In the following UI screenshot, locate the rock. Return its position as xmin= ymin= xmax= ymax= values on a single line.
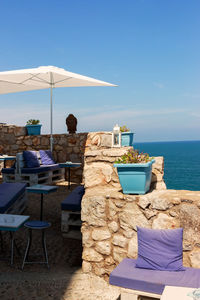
xmin=23 ymin=138 xmax=32 ymax=146
xmin=138 ymin=196 xmax=151 ymax=209
xmin=92 ymin=228 xmax=111 ymax=241
xmin=144 ymin=209 xmax=157 ymax=220
xmin=108 ymin=221 xmax=118 ymax=233
xmin=105 ymin=257 xmax=115 ymax=266
xmin=127 ymin=234 xmax=138 ymax=258
xmin=151 ymin=197 xmax=170 ymax=210
xmin=126 ymin=195 xmax=138 ymax=202
xmin=82 ymin=229 xmax=94 ymax=247
xmin=153 ymin=181 xmax=167 ymax=190
xmin=84 ymin=163 xmax=114 ymax=188
xmin=152 ymin=213 xmax=180 ymax=229
xmin=95 ymin=241 xmax=111 ymax=255
xmin=122 ymin=229 xmax=135 ymax=239
xmin=81 ymin=195 xmax=106 ymax=226
xmin=113 ymin=247 xmax=127 ymax=263
xmin=108 ymin=200 xmax=118 ymax=218
xmin=82 ymin=248 xmax=103 ymax=262
xmin=41 ymin=137 xmax=49 ymax=146
xmin=180 ymin=204 xmax=200 ymax=243
xmin=169 ymin=209 xmax=178 ymax=217
xmin=112 ymin=234 xmax=127 ymax=248
xmin=171 ymin=197 xmax=181 ymax=205
xmin=189 ymin=251 xmax=200 ymax=268
xmin=82 ymin=261 xmax=92 ymax=273
xmin=183 ymin=242 xmax=193 ymax=251
xmin=14 ymin=126 xmax=26 ymax=136
xmin=181 ymin=199 xmax=194 ymax=204
xmin=100 ymin=133 xmax=112 ymax=147
xmin=119 ymin=202 xmax=150 ymax=231
xmin=93 ymin=263 xmax=107 ymax=276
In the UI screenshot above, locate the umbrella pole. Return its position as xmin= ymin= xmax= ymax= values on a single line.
xmin=50 ymin=84 xmax=53 ymax=152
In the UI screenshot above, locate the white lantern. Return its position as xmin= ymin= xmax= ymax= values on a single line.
xmin=112 ymin=124 xmax=121 ymax=147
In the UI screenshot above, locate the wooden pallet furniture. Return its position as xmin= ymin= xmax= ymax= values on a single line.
xmin=61 ymin=185 xmax=84 ymax=240
xmin=109 ymin=258 xmax=200 ymax=300
xmin=2 ymin=152 xmax=65 ymax=186
xmin=0 ymin=182 xmax=28 ymax=214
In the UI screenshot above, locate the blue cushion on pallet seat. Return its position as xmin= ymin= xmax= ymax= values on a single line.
xmin=23 ymin=151 xmax=40 ymax=168
xmin=21 ymin=164 xmax=60 ymax=174
xmin=1 ymin=168 xmax=15 ymax=174
xmin=0 ymin=183 xmax=27 ymax=213
xmin=61 ymin=185 xmax=85 ymax=211
xmin=39 ymin=150 xmax=55 ymax=165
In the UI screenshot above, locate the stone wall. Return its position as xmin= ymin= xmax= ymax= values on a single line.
xmin=0 ymin=124 xmax=113 ymax=183
xmin=81 ymin=148 xmax=200 ymax=280
xmin=2 ymin=124 xmax=200 ymax=280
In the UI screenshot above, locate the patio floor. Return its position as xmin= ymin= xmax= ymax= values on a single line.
xmin=0 ymin=179 xmax=121 ymax=300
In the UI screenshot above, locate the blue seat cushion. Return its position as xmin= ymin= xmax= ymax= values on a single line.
xmin=25 ymin=220 xmax=51 ymax=229
xmin=61 ymin=185 xmax=85 ymax=211
xmin=1 ymin=168 xmax=15 ymax=174
xmin=110 ymin=258 xmax=200 ymax=295
xmin=39 ymin=150 xmax=55 ymax=165
xmin=23 ymin=151 xmax=40 ymax=168
xmin=0 ymin=183 xmax=27 ymax=213
xmin=21 ymin=164 xmax=60 ymax=174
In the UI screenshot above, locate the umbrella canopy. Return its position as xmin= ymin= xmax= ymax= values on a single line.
xmin=0 ymin=65 xmax=116 ymax=150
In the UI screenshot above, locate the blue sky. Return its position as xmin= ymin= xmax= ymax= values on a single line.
xmin=0 ymin=0 xmax=200 ymax=142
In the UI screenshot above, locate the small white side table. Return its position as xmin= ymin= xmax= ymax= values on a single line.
xmin=0 ymin=214 xmax=30 ymax=265
xmin=161 ymin=286 xmax=198 ymax=300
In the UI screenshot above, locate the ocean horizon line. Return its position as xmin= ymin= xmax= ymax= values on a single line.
xmin=134 ymin=139 xmax=200 ymax=144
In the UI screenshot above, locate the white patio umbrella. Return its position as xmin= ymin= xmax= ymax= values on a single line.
xmin=0 ymin=65 xmax=116 ymax=150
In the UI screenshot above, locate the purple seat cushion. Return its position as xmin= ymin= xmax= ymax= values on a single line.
xmin=23 ymin=151 xmax=40 ymax=168
xmin=110 ymin=258 xmax=200 ymax=295
xmin=39 ymin=150 xmax=55 ymax=165
xmin=136 ymin=227 xmax=185 ymax=271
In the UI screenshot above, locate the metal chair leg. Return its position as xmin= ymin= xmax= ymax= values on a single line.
xmin=22 ymin=229 xmax=32 ymax=270
xmin=0 ymin=231 xmax=4 ymax=252
xmin=42 ymin=229 xmax=49 ymax=268
xmin=10 ymin=232 xmax=14 ymax=265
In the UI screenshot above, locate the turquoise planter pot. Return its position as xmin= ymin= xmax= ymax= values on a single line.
xmin=114 ymin=160 xmax=155 ymax=195
xmin=121 ymin=132 xmax=134 ymax=146
xmin=26 ymin=124 xmax=42 ymax=136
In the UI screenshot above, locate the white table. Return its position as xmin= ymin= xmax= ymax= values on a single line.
xmin=0 ymin=214 xmax=29 ymax=265
xmin=161 ymin=286 xmax=199 ymax=300
xmin=26 ymin=185 xmax=57 ymax=220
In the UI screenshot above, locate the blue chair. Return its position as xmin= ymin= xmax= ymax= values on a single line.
xmin=22 ymin=220 xmax=51 ymax=269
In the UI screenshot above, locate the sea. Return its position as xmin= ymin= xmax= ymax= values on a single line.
xmin=133 ymin=140 xmax=200 ymax=191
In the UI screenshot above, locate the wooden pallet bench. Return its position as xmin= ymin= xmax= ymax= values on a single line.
xmin=2 ymin=152 xmax=65 ymax=186
xmin=109 ymin=258 xmax=200 ymax=300
xmin=0 ymin=182 xmax=27 ymax=214
xmin=61 ymin=185 xmax=85 ymax=240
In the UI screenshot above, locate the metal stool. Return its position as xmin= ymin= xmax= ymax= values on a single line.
xmin=22 ymin=220 xmax=51 ymax=270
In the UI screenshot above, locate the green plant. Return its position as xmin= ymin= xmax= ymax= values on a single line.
xmin=120 ymin=125 xmax=130 ymax=132
xmin=26 ymin=119 xmax=40 ymax=125
xmin=115 ymin=148 xmax=153 ymax=164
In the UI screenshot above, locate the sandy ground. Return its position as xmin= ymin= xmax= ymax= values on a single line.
xmin=0 ymin=180 xmax=99 ymax=300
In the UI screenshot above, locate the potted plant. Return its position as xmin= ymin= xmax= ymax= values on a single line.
xmin=120 ymin=125 xmax=134 ymax=146
xmin=26 ymin=119 xmax=42 ymax=136
xmin=114 ymin=148 xmax=155 ymax=194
